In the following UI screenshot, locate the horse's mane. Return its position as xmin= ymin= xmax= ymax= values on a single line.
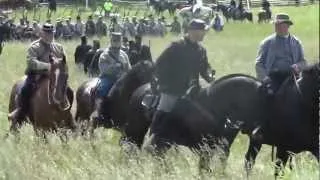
xmin=108 ymin=61 xmax=154 ymax=98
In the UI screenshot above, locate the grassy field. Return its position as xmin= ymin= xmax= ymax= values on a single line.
xmin=0 ymin=4 xmax=319 ymax=180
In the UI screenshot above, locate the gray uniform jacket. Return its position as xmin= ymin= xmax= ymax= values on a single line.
xmin=255 ymin=33 xmax=306 ymax=80
xmin=98 ymin=47 xmax=131 ymax=78
xmin=26 ymin=39 xmax=65 ymax=74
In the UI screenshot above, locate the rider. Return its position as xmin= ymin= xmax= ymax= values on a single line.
xmin=230 ymin=0 xmax=236 ymax=9
xmin=262 ymin=0 xmax=271 ymax=19
xmin=254 ymin=13 xmax=307 ymax=142
xmin=255 ymin=13 xmax=306 ymax=93
xmin=93 ymin=32 xmax=131 ymax=125
xmin=8 ymin=23 xmax=71 ymax=123
xmin=149 ymin=19 xmax=215 ymax=149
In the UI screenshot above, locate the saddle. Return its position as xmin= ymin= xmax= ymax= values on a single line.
xmin=141 ymin=92 xmax=160 ymax=111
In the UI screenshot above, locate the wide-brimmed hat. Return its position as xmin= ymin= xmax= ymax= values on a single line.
xmin=274 ymin=13 xmax=293 ymax=25
xmin=188 ymin=18 xmax=209 ymax=31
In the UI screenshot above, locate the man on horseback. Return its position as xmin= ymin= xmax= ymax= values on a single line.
xmin=254 ymin=13 xmax=307 ymax=143
xmin=149 ymin=19 xmax=215 ymax=150
xmin=262 ymin=0 xmax=271 ymax=20
xmin=8 ymin=23 xmax=69 ymax=123
xmin=93 ymin=32 xmax=131 ymax=125
xmin=255 ymin=13 xmax=306 ymax=93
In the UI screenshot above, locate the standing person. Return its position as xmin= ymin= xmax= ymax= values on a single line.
xmin=85 ymin=15 xmax=96 ymax=37
xmin=92 ymin=32 xmax=131 ymax=125
xmin=170 ymin=16 xmax=181 ymax=34
xmin=96 ymin=16 xmax=107 ymax=37
xmin=74 ymin=15 xmax=85 ymax=37
xmin=84 ymin=40 xmax=100 ymax=74
xmin=145 ymin=19 xmax=215 ymax=150
xmin=104 ymin=0 xmax=113 ymax=17
xmin=129 ymin=35 xmax=152 ymax=65
xmin=74 ymin=35 xmax=92 ymax=65
xmin=255 ymin=13 xmax=306 ymax=92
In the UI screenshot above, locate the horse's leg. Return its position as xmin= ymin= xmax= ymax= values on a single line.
xmin=274 ymin=148 xmax=290 ymax=178
xmin=220 ymin=127 xmax=239 ymax=172
xmin=198 ymin=147 xmax=213 ymax=176
xmin=245 ymin=138 xmax=262 ymax=177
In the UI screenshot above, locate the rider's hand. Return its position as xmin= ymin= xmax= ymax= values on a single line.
xmin=291 ymin=64 xmax=300 ymax=74
xmin=263 ymin=76 xmax=271 ymax=83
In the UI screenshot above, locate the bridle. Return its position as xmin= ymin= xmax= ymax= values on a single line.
xmin=48 ymin=63 xmax=71 ymax=111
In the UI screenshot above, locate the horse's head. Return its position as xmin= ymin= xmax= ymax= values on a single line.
xmin=108 ymin=60 xmax=154 ymax=109
xmin=49 ymin=55 xmax=70 ymax=110
xmin=300 ymin=63 xmax=320 ymax=84
xmin=133 ymin=60 xmax=155 ymax=83
xmin=298 ymin=63 xmax=320 ymax=104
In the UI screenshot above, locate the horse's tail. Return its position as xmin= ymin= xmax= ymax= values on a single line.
xmin=8 ymin=79 xmax=23 ymax=115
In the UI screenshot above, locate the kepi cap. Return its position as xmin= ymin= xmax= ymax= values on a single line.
xmin=188 ymin=18 xmax=209 ymax=31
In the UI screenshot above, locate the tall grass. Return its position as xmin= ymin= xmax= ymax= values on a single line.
xmin=0 ymin=5 xmax=319 ymax=180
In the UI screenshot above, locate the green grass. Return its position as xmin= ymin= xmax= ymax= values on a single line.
xmin=0 ymin=4 xmax=319 ymax=180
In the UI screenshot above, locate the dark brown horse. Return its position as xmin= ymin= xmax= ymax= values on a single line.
xmin=8 ymin=56 xmax=75 ymax=135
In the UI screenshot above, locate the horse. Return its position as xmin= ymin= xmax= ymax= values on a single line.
xmin=75 ymin=60 xmax=154 ymax=133
xmin=8 ymin=56 xmax=75 ymax=137
xmin=170 ymin=65 xmax=319 ymax=177
xmin=149 ymin=0 xmax=177 ymax=16
xmin=216 ymin=4 xmax=252 ymax=23
xmin=244 ymin=64 xmax=320 ymax=177
xmin=139 ymin=76 xmax=251 ymax=173
xmin=257 ymin=9 xmax=272 ymax=23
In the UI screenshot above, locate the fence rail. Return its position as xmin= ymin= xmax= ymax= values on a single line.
xmin=215 ymin=0 xmax=318 ymax=7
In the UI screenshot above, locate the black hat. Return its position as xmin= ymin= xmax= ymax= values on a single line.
xmin=188 ymin=19 xmax=209 ymax=31
xmin=274 ymin=13 xmax=293 ymax=26
xmin=81 ymin=35 xmax=87 ymax=42
xmin=42 ymin=23 xmax=54 ymax=32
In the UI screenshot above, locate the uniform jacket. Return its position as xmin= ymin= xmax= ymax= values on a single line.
xmin=98 ymin=47 xmax=131 ymax=78
xmin=26 ymin=39 xmax=65 ymax=74
xmin=255 ymin=33 xmax=306 ymax=80
xmin=155 ymin=37 xmax=213 ymax=96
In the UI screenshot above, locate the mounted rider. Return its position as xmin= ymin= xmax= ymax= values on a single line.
xmin=254 ymin=13 xmax=307 ymax=142
xmin=8 ymin=23 xmax=72 ymax=123
xmin=262 ymin=0 xmax=271 ymax=19
xmin=148 ymin=19 xmax=215 ymax=149
xmin=93 ymin=32 xmax=131 ymax=125
xmin=255 ymin=13 xmax=306 ymax=94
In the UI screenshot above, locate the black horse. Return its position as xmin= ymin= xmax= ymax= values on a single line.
xmin=216 ymin=4 xmax=253 ymax=23
xmin=257 ymin=10 xmax=272 ymax=23
xmin=105 ymin=61 xmax=155 ymax=131
xmin=139 ymin=75 xmax=262 ymax=172
xmin=244 ymin=64 xmax=320 ymax=177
